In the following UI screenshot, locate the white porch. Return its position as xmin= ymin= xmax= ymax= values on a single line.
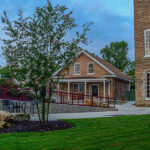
xmin=57 ymin=78 xmax=111 ymax=101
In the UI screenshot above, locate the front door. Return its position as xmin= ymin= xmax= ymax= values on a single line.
xmin=91 ymin=85 xmax=99 ymax=97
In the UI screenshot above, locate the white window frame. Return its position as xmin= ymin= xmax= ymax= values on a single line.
xmin=73 ymin=83 xmax=84 ymax=93
xmin=87 ymin=62 xmax=94 ymax=74
xmin=145 ymin=72 xmax=150 ymax=100
xmin=144 ymin=29 xmax=150 ymax=57
xmin=74 ymin=63 xmax=80 ymax=75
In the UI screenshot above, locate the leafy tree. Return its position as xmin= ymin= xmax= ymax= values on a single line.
xmin=1 ymin=0 xmax=92 ymax=125
xmin=126 ymin=61 xmax=135 ymax=89
xmin=100 ymin=41 xmax=130 ymax=72
xmin=0 ymin=66 xmax=11 ymax=78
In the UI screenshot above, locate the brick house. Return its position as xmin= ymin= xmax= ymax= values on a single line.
xmin=134 ymin=0 xmax=150 ymax=106
xmin=53 ymin=50 xmax=131 ymax=100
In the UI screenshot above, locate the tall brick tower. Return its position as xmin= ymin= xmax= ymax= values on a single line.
xmin=134 ymin=0 xmax=150 ymax=106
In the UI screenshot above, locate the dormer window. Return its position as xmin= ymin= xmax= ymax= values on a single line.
xmin=74 ymin=63 xmax=80 ymax=75
xmin=88 ymin=63 xmax=94 ymax=74
xmin=144 ymin=29 xmax=150 ymax=56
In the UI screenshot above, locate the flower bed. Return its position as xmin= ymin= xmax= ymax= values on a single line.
xmin=0 ymin=120 xmax=73 ymax=133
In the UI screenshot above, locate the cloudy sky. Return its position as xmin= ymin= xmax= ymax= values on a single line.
xmin=0 ymin=0 xmax=134 ymax=66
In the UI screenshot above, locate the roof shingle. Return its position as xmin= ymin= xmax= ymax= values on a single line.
xmin=85 ymin=50 xmax=131 ymax=80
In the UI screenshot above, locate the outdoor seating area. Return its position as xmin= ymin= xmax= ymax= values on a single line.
xmin=0 ymin=99 xmax=36 ymax=114
xmin=0 ymin=87 xmax=115 ymax=115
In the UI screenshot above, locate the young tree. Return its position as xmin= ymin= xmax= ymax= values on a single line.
xmin=0 ymin=66 xmax=11 ymax=78
xmin=1 ymin=0 xmax=92 ymax=125
xmin=100 ymin=41 xmax=130 ymax=72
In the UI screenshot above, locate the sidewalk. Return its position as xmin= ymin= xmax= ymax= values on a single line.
xmin=30 ymin=102 xmax=150 ymax=121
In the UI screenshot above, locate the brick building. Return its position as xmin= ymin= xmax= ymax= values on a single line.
xmin=134 ymin=0 xmax=150 ymax=106
xmin=53 ymin=50 xmax=131 ymax=100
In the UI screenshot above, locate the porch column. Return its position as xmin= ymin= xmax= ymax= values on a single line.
xmin=58 ymin=83 xmax=60 ymax=92
xmin=68 ymin=82 xmax=70 ymax=100
xmin=128 ymin=83 xmax=131 ymax=91
xmin=103 ymin=81 xmax=106 ymax=101
xmin=84 ymin=82 xmax=87 ymax=99
xmin=108 ymin=81 xmax=110 ymax=97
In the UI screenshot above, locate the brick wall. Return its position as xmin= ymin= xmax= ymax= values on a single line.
xmin=60 ymin=53 xmax=109 ymax=78
xmin=134 ymin=0 xmax=150 ymax=106
xmin=57 ymin=53 xmax=129 ymax=99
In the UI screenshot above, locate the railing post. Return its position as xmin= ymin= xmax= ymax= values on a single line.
xmin=99 ymin=96 xmax=101 ymax=107
xmin=114 ymin=98 xmax=116 ymax=108
xmin=91 ymin=95 xmax=93 ymax=106
xmin=25 ymin=91 xmax=27 ymax=101
xmin=60 ymin=92 xmax=62 ymax=104
xmin=108 ymin=96 xmax=110 ymax=108
xmin=3 ymin=88 xmax=6 ymax=99
xmin=5 ymin=88 xmax=7 ymax=99
xmin=72 ymin=92 xmax=73 ymax=105
xmin=21 ymin=90 xmax=23 ymax=101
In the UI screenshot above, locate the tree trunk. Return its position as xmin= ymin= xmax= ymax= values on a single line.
xmin=46 ymin=87 xmax=52 ymax=124
xmin=34 ymin=86 xmax=42 ymax=125
xmin=41 ymin=86 xmax=46 ymax=125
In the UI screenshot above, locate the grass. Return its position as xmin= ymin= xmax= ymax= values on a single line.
xmin=0 ymin=115 xmax=150 ymax=150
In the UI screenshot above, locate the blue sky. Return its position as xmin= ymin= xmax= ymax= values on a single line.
xmin=0 ymin=0 xmax=134 ymax=66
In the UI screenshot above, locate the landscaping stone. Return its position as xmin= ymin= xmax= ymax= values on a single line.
xmin=12 ymin=113 xmax=30 ymax=122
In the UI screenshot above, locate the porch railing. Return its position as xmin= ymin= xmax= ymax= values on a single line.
xmin=0 ymin=87 xmax=32 ymax=101
xmin=0 ymin=87 xmax=116 ymax=108
xmin=50 ymin=91 xmax=115 ymax=108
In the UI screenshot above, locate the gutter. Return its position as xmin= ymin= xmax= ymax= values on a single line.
xmin=103 ymin=74 xmax=133 ymax=82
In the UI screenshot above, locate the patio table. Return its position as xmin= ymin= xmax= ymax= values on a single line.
xmin=9 ymin=100 xmax=31 ymax=113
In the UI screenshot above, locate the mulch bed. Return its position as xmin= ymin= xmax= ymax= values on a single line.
xmin=0 ymin=121 xmax=73 ymax=134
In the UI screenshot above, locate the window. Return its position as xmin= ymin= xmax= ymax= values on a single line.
xmin=74 ymin=63 xmax=80 ymax=75
xmin=79 ymin=84 xmax=84 ymax=93
xmin=88 ymin=63 xmax=94 ymax=74
xmin=146 ymin=73 xmax=150 ymax=99
xmin=73 ymin=84 xmax=84 ymax=93
xmin=144 ymin=29 xmax=150 ymax=56
xmin=73 ymin=84 xmax=78 ymax=92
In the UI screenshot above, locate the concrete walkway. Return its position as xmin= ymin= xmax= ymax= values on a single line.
xmin=30 ymin=102 xmax=150 ymax=121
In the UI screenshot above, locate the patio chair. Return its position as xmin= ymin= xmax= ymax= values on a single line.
xmin=2 ymin=99 xmax=14 ymax=112
xmin=30 ymin=100 xmax=37 ymax=114
xmin=13 ymin=102 xmax=27 ymax=113
xmin=25 ymin=100 xmax=38 ymax=115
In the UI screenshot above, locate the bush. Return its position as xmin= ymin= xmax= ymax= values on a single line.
xmin=0 ymin=111 xmax=13 ymax=122
xmin=0 ymin=79 xmax=7 ymax=87
xmin=0 ymin=79 xmax=15 ymax=87
xmin=7 ymin=89 xmax=35 ymax=100
xmin=0 ymin=111 xmax=14 ymax=129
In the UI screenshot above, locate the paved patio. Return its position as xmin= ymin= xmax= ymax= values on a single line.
xmin=30 ymin=101 xmax=150 ymax=121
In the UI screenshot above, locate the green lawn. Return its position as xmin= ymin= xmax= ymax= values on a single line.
xmin=1 ymin=115 xmax=150 ymax=150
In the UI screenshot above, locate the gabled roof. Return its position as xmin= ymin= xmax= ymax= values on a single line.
xmin=53 ymin=50 xmax=132 ymax=82
xmin=84 ymin=51 xmax=131 ymax=81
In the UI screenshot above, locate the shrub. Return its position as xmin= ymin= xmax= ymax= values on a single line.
xmin=0 ymin=111 xmax=14 ymax=123
xmin=0 ymin=111 xmax=14 ymax=129
xmin=7 ymin=89 xmax=35 ymax=100
xmin=0 ymin=79 xmax=7 ymax=87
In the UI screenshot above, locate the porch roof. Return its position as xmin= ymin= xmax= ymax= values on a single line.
xmin=58 ymin=78 xmax=110 ymax=83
